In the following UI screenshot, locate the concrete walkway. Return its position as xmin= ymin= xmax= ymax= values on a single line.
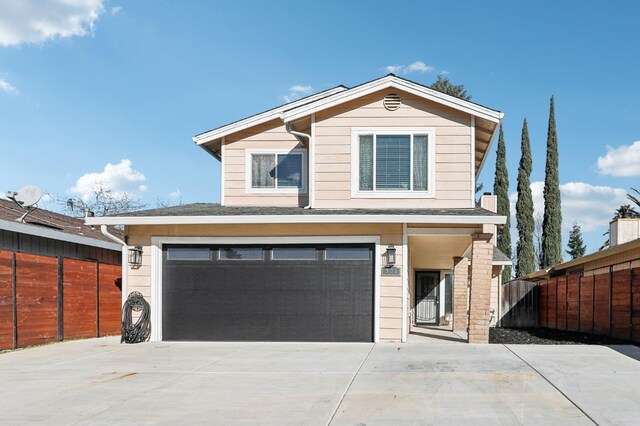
xmin=1 ymin=337 xmax=639 ymax=425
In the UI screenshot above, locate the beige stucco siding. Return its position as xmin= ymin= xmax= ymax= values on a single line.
xmin=125 ymin=223 xmax=404 ymax=341
xmin=314 ymin=89 xmax=473 ymax=209
xmin=223 ymin=119 xmax=308 ymax=207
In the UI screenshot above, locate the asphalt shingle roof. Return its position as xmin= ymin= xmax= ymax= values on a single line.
xmin=0 ymin=198 xmax=123 ymax=244
xmin=113 ymin=203 xmax=501 ymax=218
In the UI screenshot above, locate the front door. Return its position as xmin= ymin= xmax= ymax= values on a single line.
xmin=415 ymin=271 xmax=440 ymax=324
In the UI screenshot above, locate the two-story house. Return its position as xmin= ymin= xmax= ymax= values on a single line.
xmin=88 ymin=75 xmax=509 ymax=344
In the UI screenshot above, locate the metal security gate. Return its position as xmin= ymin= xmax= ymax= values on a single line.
xmin=161 ymin=244 xmax=374 ymax=342
xmin=415 ymin=271 xmax=439 ymax=324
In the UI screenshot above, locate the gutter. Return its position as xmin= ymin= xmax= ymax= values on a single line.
xmin=285 ymin=123 xmax=313 ymax=209
xmin=86 ymin=213 xmax=508 ymax=226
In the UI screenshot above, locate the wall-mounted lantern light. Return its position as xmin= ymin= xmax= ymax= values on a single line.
xmin=128 ymin=246 xmax=143 ymax=266
xmin=385 ymin=244 xmax=396 ymax=267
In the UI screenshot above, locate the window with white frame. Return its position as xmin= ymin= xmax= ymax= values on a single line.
xmin=353 ymin=129 xmax=435 ymax=196
xmin=247 ymin=149 xmax=307 ymax=191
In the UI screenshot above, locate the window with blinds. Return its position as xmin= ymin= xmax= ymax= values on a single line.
xmin=358 ymin=133 xmax=430 ymax=192
xmin=250 ymin=151 xmax=305 ymax=190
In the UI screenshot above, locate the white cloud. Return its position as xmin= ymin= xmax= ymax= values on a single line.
xmin=169 ymin=188 xmax=181 ymax=200
xmin=0 ymin=0 xmax=105 ymax=47
xmin=283 ymin=84 xmax=314 ymax=103
xmin=0 ymin=191 xmax=6 ymax=200
xmin=509 ymin=181 xmax=628 ymax=234
xmin=69 ymin=159 xmax=146 ymax=201
xmin=0 ymin=78 xmax=18 ymax=94
xmin=383 ymin=61 xmax=436 ymax=75
xmin=111 ymin=6 xmax=122 ymax=15
xmin=597 ymin=141 xmax=640 ymax=177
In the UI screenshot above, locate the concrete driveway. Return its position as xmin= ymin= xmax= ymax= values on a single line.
xmin=1 ymin=337 xmax=639 ymax=425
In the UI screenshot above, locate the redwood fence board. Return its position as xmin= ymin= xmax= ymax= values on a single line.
xmin=557 ymin=277 xmax=567 ymax=330
xmin=580 ymin=275 xmax=594 ymax=333
xmin=503 ymin=260 xmax=640 ymax=343
xmin=0 ymin=251 xmax=13 ymax=350
xmin=0 ymin=249 xmax=121 ymax=350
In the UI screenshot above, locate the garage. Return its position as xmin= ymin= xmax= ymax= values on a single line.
xmin=161 ymin=244 xmax=374 ymax=342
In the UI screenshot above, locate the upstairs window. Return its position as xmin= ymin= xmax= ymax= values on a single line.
xmin=353 ymin=129 xmax=435 ymax=198
xmin=247 ymin=149 xmax=307 ymax=192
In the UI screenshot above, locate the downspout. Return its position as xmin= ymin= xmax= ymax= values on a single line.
xmin=285 ymin=123 xmax=313 ymax=209
xmin=100 ymin=224 xmax=126 ymax=246
xmin=100 ymin=224 xmax=128 ymax=307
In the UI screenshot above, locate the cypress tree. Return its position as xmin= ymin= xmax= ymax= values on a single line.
xmin=566 ymin=223 xmax=586 ymax=259
xmin=541 ymin=96 xmax=563 ymax=267
xmin=493 ymin=125 xmax=512 ymax=282
xmin=515 ymin=118 xmax=536 ymax=276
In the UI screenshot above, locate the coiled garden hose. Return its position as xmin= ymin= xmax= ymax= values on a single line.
xmin=121 ymin=291 xmax=151 ymax=344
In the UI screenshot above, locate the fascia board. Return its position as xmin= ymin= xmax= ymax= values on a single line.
xmin=192 ymin=86 xmax=347 ymax=145
xmin=86 ymin=214 xmax=508 ymax=226
xmin=282 ymin=77 xmax=503 ymax=124
xmin=0 ymin=218 xmax=122 ymax=251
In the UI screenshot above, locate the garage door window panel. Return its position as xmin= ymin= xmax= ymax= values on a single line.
xmin=272 ymin=247 xmax=317 ymax=260
xmin=219 ymin=247 xmax=264 ymax=260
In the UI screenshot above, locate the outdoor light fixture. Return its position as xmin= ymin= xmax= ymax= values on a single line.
xmin=386 ymin=244 xmax=396 ymax=267
xmin=128 ymin=246 xmax=143 ymax=266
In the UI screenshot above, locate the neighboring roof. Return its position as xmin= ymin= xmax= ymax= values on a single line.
xmin=0 ymin=199 xmax=123 ymax=251
xmin=464 ymin=246 xmax=512 ymax=266
xmin=519 ymin=237 xmax=640 ymax=281
xmin=192 ymin=85 xmax=347 ymax=145
xmin=85 ymin=203 xmax=507 ymax=226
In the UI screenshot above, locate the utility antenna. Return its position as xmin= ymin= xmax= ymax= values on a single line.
xmin=6 ymin=185 xmax=43 ymax=223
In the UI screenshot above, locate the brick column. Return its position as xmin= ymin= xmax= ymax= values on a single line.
xmin=468 ymin=233 xmax=494 ymax=344
xmin=452 ymin=256 xmax=469 ymax=333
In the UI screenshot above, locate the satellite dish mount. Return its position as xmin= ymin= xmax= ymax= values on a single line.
xmin=6 ymin=185 xmax=43 ymax=223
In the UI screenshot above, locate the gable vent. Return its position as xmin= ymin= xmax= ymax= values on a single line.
xmin=383 ymin=93 xmax=401 ymax=111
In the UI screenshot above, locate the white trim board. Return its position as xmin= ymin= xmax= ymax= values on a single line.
xmin=0 ymin=218 xmax=122 ymax=251
xmin=87 ymin=214 xmax=507 ymax=226
xmin=149 ymin=235 xmax=382 ymax=343
xmin=192 ymin=86 xmax=347 ymax=145
xmin=282 ymin=76 xmax=504 ymax=124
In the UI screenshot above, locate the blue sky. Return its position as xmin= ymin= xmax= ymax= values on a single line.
xmin=0 ymin=0 xmax=639 ymax=257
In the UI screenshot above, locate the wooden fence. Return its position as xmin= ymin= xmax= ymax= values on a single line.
xmin=501 ymin=264 xmax=640 ymax=343
xmin=500 ymin=279 xmax=539 ymax=328
xmin=538 ymin=267 xmax=640 ymax=342
xmin=0 ymin=250 xmax=122 ymax=350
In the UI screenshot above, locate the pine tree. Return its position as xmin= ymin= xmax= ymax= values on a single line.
xmin=566 ymin=223 xmax=586 ymax=259
xmin=515 ymin=118 xmax=536 ymax=277
xmin=541 ymin=96 xmax=563 ymax=268
xmin=430 ymin=75 xmax=471 ymax=100
xmin=493 ymin=125 xmax=512 ymax=282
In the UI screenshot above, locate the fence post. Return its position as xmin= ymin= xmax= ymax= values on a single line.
xmin=609 ymin=266 xmax=613 ymax=337
xmin=631 ymin=267 xmax=634 ymax=341
xmin=57 ymin=257 xmax=63 ymax=342
xmin=578 ymin=273 xmax=582 ymax=332
xmin=592 ymin=274 xmax=595 ymax=334
xmin=11 ymin=252 xmax=17 ymax=350
xmin=96 ymin=262 xmax=100 ymax=338
xmin=565 ymin=277 xmax=569 ymax=330
xmin=555 ymin=278 xmax=559 ymax=330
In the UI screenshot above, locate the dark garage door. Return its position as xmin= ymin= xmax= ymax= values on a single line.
xmin=162 ymin=244 xmax=374 ymax=342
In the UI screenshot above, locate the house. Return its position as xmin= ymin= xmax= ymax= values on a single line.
xmin=86 ymin=74 xmax=509 ymax=344
xmin=0 ymin=198 xmax=123 ymax=350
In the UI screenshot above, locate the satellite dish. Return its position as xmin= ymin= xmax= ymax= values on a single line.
xmin=11 ymin=185 xmax=43 ymax=207
xmin=6 ymin=185 xmax=43 ymax=222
